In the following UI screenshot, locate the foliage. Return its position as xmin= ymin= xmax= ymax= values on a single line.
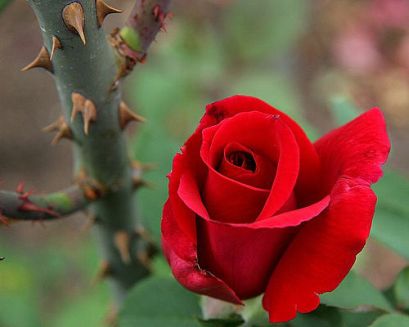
xmin=0 ymin=0 xmax=11 ymax=13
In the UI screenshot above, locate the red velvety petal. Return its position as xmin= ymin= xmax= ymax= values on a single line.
xmin=167 ymin=153 xmax=199 ymax=244
xmin=314 ymin=108 xmax=390 ymax=193
xmin=262 ymin=109 xmax=390 ymax=322
xmin=197 ymin=218 xmax=296 ymax=299
xmin=178 ymin=170 xmax=330 ymax=229
xmin=257 ymin=118 xmax=300 ymax=220
xmin=162 ymin=200 xmax=242 ymax=304
xmin=263 ymin=179 xmax=376 ymax=322
xmin=193 ymin=196 xmax=329 ymax=300
xmin=178 ymin=168 xmax=330 ymax=300
xmin=218 ymin=142 xmax=276 ymax=189
xmin=186 ymin=167 xmax=270 ymax=224
xmin=167 ymin=122 xmax=209 ymax=242
xmin=202 ymin=95 xmax=321 ymax=204
xmin=200 ymin=111 xmax=299 ymax=223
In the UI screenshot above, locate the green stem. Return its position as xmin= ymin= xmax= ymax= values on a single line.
xmin=0 ymin=185 xmax=88 ymax=221
xmin=26 ymin=0 xmax=150 ymax=306
xmin=113 ymin=0 xmax=171 ymax=76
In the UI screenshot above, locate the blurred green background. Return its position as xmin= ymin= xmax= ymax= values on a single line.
xmin=1 ymin=0 xmax=409 ymax=326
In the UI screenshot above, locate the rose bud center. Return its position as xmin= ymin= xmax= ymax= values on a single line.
xmin=227 ymin=151 xmax=256 ymax=172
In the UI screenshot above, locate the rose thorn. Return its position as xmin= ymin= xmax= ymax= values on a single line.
xmin=114 ymin=230 xmax=131 ymax=264
xmin=75 ymin=169 xmax=106 ymax=201
xmin=21 ymin=46 xmax=53 ymax=73
xmin=50 ymin=36 xmax=62 ymax=60
xmin=71 ymin=92 xmax=97 ymax=135
xmin=96 ymin=0 xmax=122 ymax=27
xmin=93 ymin=260 xmax=113 ymax=285
xmin=119 ymin=101 xmax=145 ymax=129
xmin=63 ymin=2 xmax=86 ymax=45
xmin=42 ymin=116 xmax=73 ymax=145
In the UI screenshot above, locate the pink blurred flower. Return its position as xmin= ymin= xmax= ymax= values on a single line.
xmin=369 ymin=0 xmax=409 ymax=29
xmin=333 ymin=26 xmax=382 ymax=74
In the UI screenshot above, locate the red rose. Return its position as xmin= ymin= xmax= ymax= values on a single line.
xmin=161 ymin=95 xmax=390 ymax=322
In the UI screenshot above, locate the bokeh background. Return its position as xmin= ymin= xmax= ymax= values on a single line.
xmin=0 ymin=0 xmax=408 ymax=326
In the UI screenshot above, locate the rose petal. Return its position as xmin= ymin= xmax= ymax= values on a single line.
xmin=200 ymin=111 xmax=299 ymax=223
xmin=218 ymin=142 xmax=276 ymax=189
xmin=314 ymin=108 xmax=390 ymax=192
xmin=197 ymin=217 xmax=296 ymax=299
xmin=178 ymin=168 xmax=330 ymax=229
xmin=257 ymin=119 xmax=300 ymax=220
xmin=262 ymin=108 xmax=390 ymax=322
xmin=167 ymin=125 xmax=209 ymax=242
xmin=263 ymin=179 xmax=376 ymax=322
xmin=194 ymin=197 xmax=329 ymax=300
xmin=203 ymin=95 xmax=321 ymax=205
xmin=162 ymin=200 xmax=242 ymax=304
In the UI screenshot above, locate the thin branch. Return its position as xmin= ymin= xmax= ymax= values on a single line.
xmin=0 ymin=185 xmax=89 ymax=221
xmin=110 ymin=0 xmax=171 ymax=77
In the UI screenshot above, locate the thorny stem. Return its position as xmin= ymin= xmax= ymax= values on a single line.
xmin=14 ymin=0 xmax=166 ymax=308
xmin=111 ymin=0 xmax=171 ymax=78
xmin=0 ymin=185 xmax=88 ymax=221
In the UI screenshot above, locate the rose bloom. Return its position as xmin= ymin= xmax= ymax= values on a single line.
xmin=161 ymin=95 xmax=390 ymax=322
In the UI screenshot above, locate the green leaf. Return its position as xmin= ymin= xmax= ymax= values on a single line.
xmin=119 ymin=277 xmax=203 ymax=327
xmin=200 ymin=314 xmax=244 ymax=327
xmin=374 ymin=170 xmax=409 ymax=218
xmin=371 ymin=170 xmax=409 ymax=260
xmin=394 ymin=266 xmax=409 ymax=310
xmin=320 ymin=271 xmax=392 ymax=311
xmin=340 ymin=311 xmax=382 ymax=327
xmin=369 ymin=314 xmax=409 ymax=326
xmin=290 ymin=306 xmax=343 ymax=327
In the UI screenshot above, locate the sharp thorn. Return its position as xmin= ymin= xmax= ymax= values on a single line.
xmin=132 ymin=160 xmax=156 ymax=172
xmin=71 ymin=92 xmax=86 ymax=122
xmin=96 ymin=0 xmax=122 ymax=27
xmin=71 ymin=92 xmax=97 ymax=134
xmin=136 ymin=250 xmax=152 ymax=270
xmin=63 ymin=2 xmax=86 ymax=45
xmin=43 ymin=116 xmax=72 ymax=145
xmin=93 ymin=261 xmax=113 ymax=285
xmin=114 ymin=231 xmax=131 ymax=264
xmin=50 ymin=36 xmax=62 ymax=60
xmin=119 ymin=101 xmax=145 ymax=129
xmin=21 ymin=46 xmax=53 ymax=73
xmin=83 ymin=100 xmax=97 ymax=135
xmin=75 ymin=170 xmax=106 ymax=200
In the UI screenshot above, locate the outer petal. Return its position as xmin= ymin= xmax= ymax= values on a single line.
xmin=262 ymin=108 xmax=390 ymax=322
xmin=197 ymin=218 xmax=296 ymax=299
xmin=314 ymin=108 xmax=390 ymax=193
xmin=178 ymin=170 xmax=330 ymax=301
xmin=162 ymin=200 xmax=242 ymax=304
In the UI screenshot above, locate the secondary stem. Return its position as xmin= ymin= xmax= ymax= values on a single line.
xmin=0 ymin=185 xmax=88 ymax=221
